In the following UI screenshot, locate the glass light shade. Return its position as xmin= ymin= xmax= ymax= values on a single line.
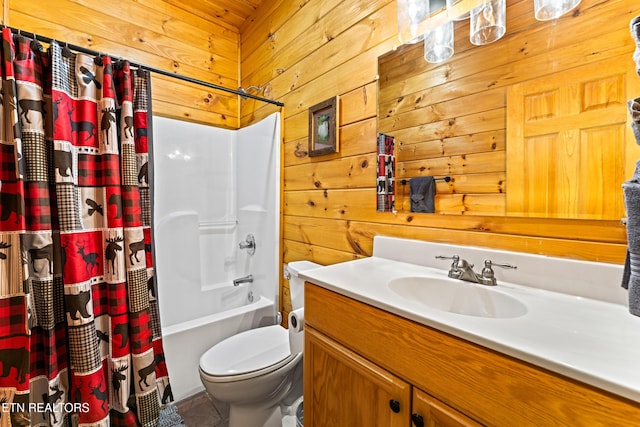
xmin=397 ymin=0 xmax=430 ymax=44
xmin=534 ymin=0 xmax=581 ymax=20
xmin=424 ymin=21 xmax=455 ymax=63
xmin=407 ymin=34 xmax=426 ymax=44
xmin=470 ymin=0 xmax=506 ymax=46
xmin=447 ymin=0 xmax=470 ymax=21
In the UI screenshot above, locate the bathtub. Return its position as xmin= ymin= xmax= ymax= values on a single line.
xmin=161 ymin=284 xmax=276 ymax=401
xmin=152 ymin=113 xmax=282 ymax=402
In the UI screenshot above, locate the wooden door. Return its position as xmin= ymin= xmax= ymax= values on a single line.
xmin=411 ymin=388 xmax=482 ymax=427
xmin=506 ymin=55 xmax=640 ymax=219
xmin=304 ymin=326 xmax=411 ymax=427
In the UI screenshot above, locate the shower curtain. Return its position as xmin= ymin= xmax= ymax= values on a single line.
xmin=0 ymin=29 xmax=171 ymax=426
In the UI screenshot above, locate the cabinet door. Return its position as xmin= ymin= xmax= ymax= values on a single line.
xmin=305 ymin=326 xmax=411 ymax=427
xmin=411 ymin=388 xmax=482 ymax=427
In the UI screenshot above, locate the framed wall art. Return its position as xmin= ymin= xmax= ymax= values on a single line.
xmin=308 ymin=96 xmax=339 ymax=157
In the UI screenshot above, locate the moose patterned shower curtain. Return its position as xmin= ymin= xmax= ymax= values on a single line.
xmin=0 ymin=29 xmax=171 ymax=426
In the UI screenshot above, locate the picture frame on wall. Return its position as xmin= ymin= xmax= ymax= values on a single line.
xmin=308 ymin=96 xmax=339 ymax=157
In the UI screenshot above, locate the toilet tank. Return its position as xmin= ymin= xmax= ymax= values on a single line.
xmin=286 ymin=261 xmax=321 ymax=310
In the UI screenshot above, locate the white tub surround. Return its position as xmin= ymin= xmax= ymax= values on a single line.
xmin=299 ymin=236 xmax=640 ymax=403
xmin=152 ymin=113 xmax=281 ymax=401
xmin=153 ymin=113 xmax=281 ymax=315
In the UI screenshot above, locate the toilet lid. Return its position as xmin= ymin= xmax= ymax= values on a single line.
xmin=200 ymin=325 xmax=293 ymax=377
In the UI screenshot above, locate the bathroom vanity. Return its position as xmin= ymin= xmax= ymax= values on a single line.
xmin=301 ymin=237 xmax=640 ymax=426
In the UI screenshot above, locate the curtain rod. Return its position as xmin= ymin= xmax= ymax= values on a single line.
xmin=4 ymin=25 xmax=284 ymax=107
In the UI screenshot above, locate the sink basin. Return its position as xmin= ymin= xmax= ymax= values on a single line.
xmin=388 ymin=276 xmax=527 ymax=318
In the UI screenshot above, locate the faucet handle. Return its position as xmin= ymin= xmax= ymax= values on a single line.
xmin=436 ymin=255 xmax=475 ymax=269
xmin=435 ymin=255 xmax=460 ymax=268
xmin=485 ymin=260 xmax=517 ymax=271
xmin=480 ymin=260 xmax=517 ymax=286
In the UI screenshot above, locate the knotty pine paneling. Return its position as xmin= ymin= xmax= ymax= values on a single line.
xmin=380 ymin=0 xmax=640 ymax=219
xmin=239 ymin=0 xmax=396 ymax=123
xmin=398 ymin=130 xmax=506 ymax=161
xmin=241 ymin=0 xmax=636 ymax=320
xmin=165 ymin=0 xmax=263 ymax=31
xmin=5 ymin=0 xmax=240 ymax=128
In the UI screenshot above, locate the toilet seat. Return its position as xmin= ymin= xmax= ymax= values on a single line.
xmin=199 ymin=325 xmax=297 ymax=383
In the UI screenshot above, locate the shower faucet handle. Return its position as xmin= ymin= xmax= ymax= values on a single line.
xmin=239 ymin=234 xmax=256 ymax=255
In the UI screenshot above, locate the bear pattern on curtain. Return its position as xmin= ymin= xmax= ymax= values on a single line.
xmin=0 ymin=29 xmax=171 ymax=426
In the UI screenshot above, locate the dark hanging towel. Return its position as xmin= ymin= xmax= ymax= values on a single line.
xmin=622 ymin=15 xmax=640 ymax=316
xmin=410 ymin=176 xmax=436 ymax=213
xmin=622 ymin=162 xmax=640 ymax=317
xmin=376 ymin=133 xmax=395 ymax=212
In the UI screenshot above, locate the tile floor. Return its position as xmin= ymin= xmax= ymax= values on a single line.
xmin=175 ymin=392 xmax=228 ymax=427
xmin=174 ymin=391 xmax=301 ymax=427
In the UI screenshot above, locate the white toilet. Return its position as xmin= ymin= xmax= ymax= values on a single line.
xmin=199 ymin=261 xmax=320 ymax=427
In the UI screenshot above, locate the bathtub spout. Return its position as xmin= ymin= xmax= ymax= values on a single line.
xmin=233 ymin=274 xmax=253 ymax=286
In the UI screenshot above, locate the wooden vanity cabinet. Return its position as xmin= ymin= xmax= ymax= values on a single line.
xmin=303 ymin=282 xmax=640 ymax=426
xmin=305 ymin=326 xmax=410 ymax=426
xmin=411 ymin=389 xmax=482 ymax=427
xmin=305 ymin=324 xmax=479 ymax=427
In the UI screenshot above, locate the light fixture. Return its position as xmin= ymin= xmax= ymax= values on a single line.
xmin=424 ymin=20 xmax=455 ymax=63
xmin=417 ymin=0 xmax=579 ymax=64
xmin=470 ymin=0 xmax=506 ymax=46
xmin=446 ymin=0 xmax=470 ymax=21
xmin=533 ymin=0 xmax=581 ymax=21
xmin=397 ymin=0 xmax=430 ymax=44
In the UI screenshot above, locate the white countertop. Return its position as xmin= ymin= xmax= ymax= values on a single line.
xmin=299 ymin=236 xmax=640 ymax=403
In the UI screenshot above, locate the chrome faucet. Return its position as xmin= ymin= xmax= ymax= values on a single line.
xmin=436 ymin=255 xmax=480 ymax=282
xmin=436 ymin=255 xmax=516 ymax=286
xmin=233 ymin=274 xmax=253 ymax=286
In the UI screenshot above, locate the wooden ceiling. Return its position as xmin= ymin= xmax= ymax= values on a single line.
xmin=167 ymin=0 xmax=265 ymax=31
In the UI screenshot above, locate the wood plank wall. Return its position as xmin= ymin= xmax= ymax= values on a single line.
xmin=2 ymin=0 xmax=636 ymax=322
xmin=3 ymin=0 xmax=241 ymax=128
xmin=240 ymin=0 xmax=639 ymax=320
xmin=380 ymin=0 xmax=640 ymax=220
